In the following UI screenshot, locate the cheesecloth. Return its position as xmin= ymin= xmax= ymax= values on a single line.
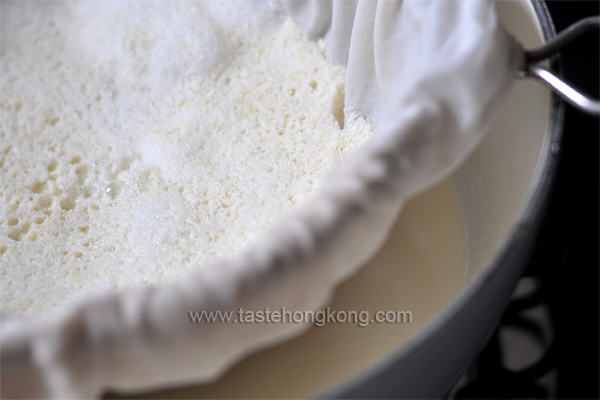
xmin=0 ymin=0 xmax=520 ymax=398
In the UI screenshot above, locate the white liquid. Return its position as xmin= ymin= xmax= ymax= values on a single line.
xmin=110 ymin=177 xmax=467 ymax=399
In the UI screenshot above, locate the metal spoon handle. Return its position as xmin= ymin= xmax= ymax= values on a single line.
xmin=519 ymin=16 xmax=599 ymax=116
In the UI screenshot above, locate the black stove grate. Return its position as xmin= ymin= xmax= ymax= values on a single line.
xmin=452 ymin=226 xmax=567 ymax=399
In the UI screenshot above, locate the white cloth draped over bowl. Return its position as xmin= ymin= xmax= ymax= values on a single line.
xmin=0 ymin=0 xmax=520 ymax=398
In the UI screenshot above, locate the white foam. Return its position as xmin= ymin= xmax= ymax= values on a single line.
xmin=0 ymin=1 xmax=375 ymax=315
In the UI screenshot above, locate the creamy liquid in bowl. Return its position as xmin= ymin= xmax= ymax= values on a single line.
xmin=0 ymin=2 xmax=374 ymax=315
xmin=109 ymin=178 xmax=468 ymax=399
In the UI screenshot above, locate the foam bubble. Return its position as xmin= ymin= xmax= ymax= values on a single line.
xmin=0 ymin=1 xmax=375 ymax=316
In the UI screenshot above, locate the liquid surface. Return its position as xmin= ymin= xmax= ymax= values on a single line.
xmin=109 ymin=177 xmax=467 ymax=399
xmin=0 ymin=2 xmax=373 ymax=315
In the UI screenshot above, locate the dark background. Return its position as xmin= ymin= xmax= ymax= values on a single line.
xmin=543 ymin=1 xmax=599 ymax=398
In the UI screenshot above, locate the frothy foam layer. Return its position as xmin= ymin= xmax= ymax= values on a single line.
xmin=0 ymin=2 xmax=374 ymax=315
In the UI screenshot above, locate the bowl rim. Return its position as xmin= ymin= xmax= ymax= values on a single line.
xmin=320 ymin=0 xmax=564 ymax=397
